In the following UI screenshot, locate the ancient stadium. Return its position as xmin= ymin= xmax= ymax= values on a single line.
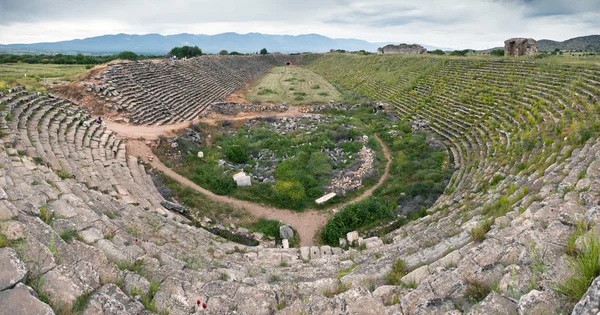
xmin=2 ymin=40 xmax=600 ymax=315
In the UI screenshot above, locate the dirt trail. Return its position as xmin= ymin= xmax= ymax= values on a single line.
xmin=118 ymin=111 xmax=392 ymax=246
xmin=105 ymin=106 xmax=306 ymax=140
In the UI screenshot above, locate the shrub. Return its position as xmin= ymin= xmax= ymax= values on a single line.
xmin=387 ymin=258 xmax=408 ymax=285
xmin=321 ymin=198 xmax=393 ymax=246
xmin=273 ymin=181 xmax=306 ymax=209
xmin=491 ymin=49 xmax=505 ymax=56
xmin=250 ymin=218 xmax=282 ymax=240
xmin=225 ymin=145 xmax=248 ymax=164
xmin=311 ymin=85 xmax=321 ymax=89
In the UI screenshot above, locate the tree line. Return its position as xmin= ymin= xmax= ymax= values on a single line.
xmin=0 ymin=45 xmax=272 ymax=65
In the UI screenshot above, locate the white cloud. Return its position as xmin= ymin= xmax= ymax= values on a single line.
xmin=0 ymin=0 xmax=598 ymax=49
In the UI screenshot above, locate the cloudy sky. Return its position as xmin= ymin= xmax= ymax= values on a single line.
xmin=0 ymin=0 xmax=599 ymax=49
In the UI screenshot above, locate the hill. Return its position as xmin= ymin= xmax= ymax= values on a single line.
xmin=537 ymin=35 xmax=600 ymax=51
xmin=0 ymin=32 xmax=455 ymax=55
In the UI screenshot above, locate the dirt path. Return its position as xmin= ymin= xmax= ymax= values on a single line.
xmin=117 ymin=111 xmax=392 ymax=246
xmin=105 ymin=106 xmax=306 ymax=140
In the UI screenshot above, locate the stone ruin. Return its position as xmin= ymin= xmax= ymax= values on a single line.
xmin=377 ymin=44 xmax=427 ymax=55
xmin=504 ymin=38 xmax=538 ymax=57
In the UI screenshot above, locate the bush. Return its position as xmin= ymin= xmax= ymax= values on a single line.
xmin=250 ymin=218 xmax=282 ymax=240
xmin=273 ymin=181 xmax=306 ymax=209
xmin=219 ymin=50 xmax=228 ymax=55
xmin=491 ymin=49 xmax=505 ymax=56
xmin=260 ymin=48 xmax=268 ymax=55
xmin=430 ymin=49 xmax=445 ymax=55
xmin=321 ymin=198 xmax=393 ymax=246
xmin=225 ymin=145 xmax=248 ymax=164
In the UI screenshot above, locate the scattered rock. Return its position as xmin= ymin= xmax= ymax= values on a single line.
xmin=160 ymin=200 xmax=188 ymax=214
xmin=280 ymin=225 xmax=294 ymax=240
xmin=0 ymin=248 xmax=27 ymax=291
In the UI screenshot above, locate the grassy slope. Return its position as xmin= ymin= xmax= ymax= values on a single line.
xmin=0 ymin=63 xmax=87 ymax=91
xmin=246 ymin=65 xmax=343 ymax=105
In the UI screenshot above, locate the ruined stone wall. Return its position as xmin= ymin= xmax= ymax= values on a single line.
xmin=377 ymin=44 xmax=427 ymax=55
xmin=504 ymin=38 xmax=538 ymax=56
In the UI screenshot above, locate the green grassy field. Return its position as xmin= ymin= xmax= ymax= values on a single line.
xmin=0 ymin=63 xmax=88 ymax=91
xmin=246 ymin=65 xmax=343 ymax=105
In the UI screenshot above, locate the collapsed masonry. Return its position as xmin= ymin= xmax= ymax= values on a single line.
xmin=504 ymin=38 xmax=538 ymax=57
xmin=377 ymin=44 xmax=427 ymax=55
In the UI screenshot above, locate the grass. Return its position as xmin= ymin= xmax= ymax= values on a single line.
xmin=337 ymin=263 xmax=357 ymax=279
xmin=0 ymin=63 xmax=87 ymax=91
xmin=141 ymin=280 xmax=160 ymax=312
xmin=246 ymin=66 xmax=342 ymax=105
xmin=566 ymin=221 xmax=590 ymax=256
xmin=59 ymin=229 xmax=78 ymax=242
xmin=323 ymin=282 xmax=351 ymax=298
xmin=39 ymin=204 xmax=53 ymax=224
xmin=557 ymin=235 xmax=600 ymax=300
xmin=387 ymin=258 xmax=408 ymax=285
xmin=116 ymin=258 xmax=145 ymax=273
xmin=57 ymin=170 xmax=72 ymax=179
xmin=72 ymin=291 xmax=92 ymax=313
xmin=464 ymin=277 xmax=491 ymax=303
xmin=470 ymin=219 xmax=492 ymax=242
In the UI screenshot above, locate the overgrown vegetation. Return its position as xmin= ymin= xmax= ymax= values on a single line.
xmin=557 ymin=235 xmax=600 ymax=300
xmin=155 ymin=115 xmax=382 ymax=211
xmin=322 ymin=198 xmax=393 ymax=246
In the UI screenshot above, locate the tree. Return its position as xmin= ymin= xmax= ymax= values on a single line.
xmin=430 ymin=49 xmax=445 ymax=55
xmin=260 ymin=48 xmax=268 ymax=55
xmin=229 ymin=51 xmax=241 ymax=55
xmin=117 ymin=51 xmax=138 ymax=60
xmin=169 ymin=46 xmax=202 ymax=58
xmin=490 ymin=49 xmax=505 ymax=56
xmin=219 ymin=50 xmax=228 ymax=55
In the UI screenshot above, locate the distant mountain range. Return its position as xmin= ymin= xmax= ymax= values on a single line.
xmin=538 ymin=35 xmax=600 ymax=52
xmin=0 ymin=32 xmax=454 ymax=55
